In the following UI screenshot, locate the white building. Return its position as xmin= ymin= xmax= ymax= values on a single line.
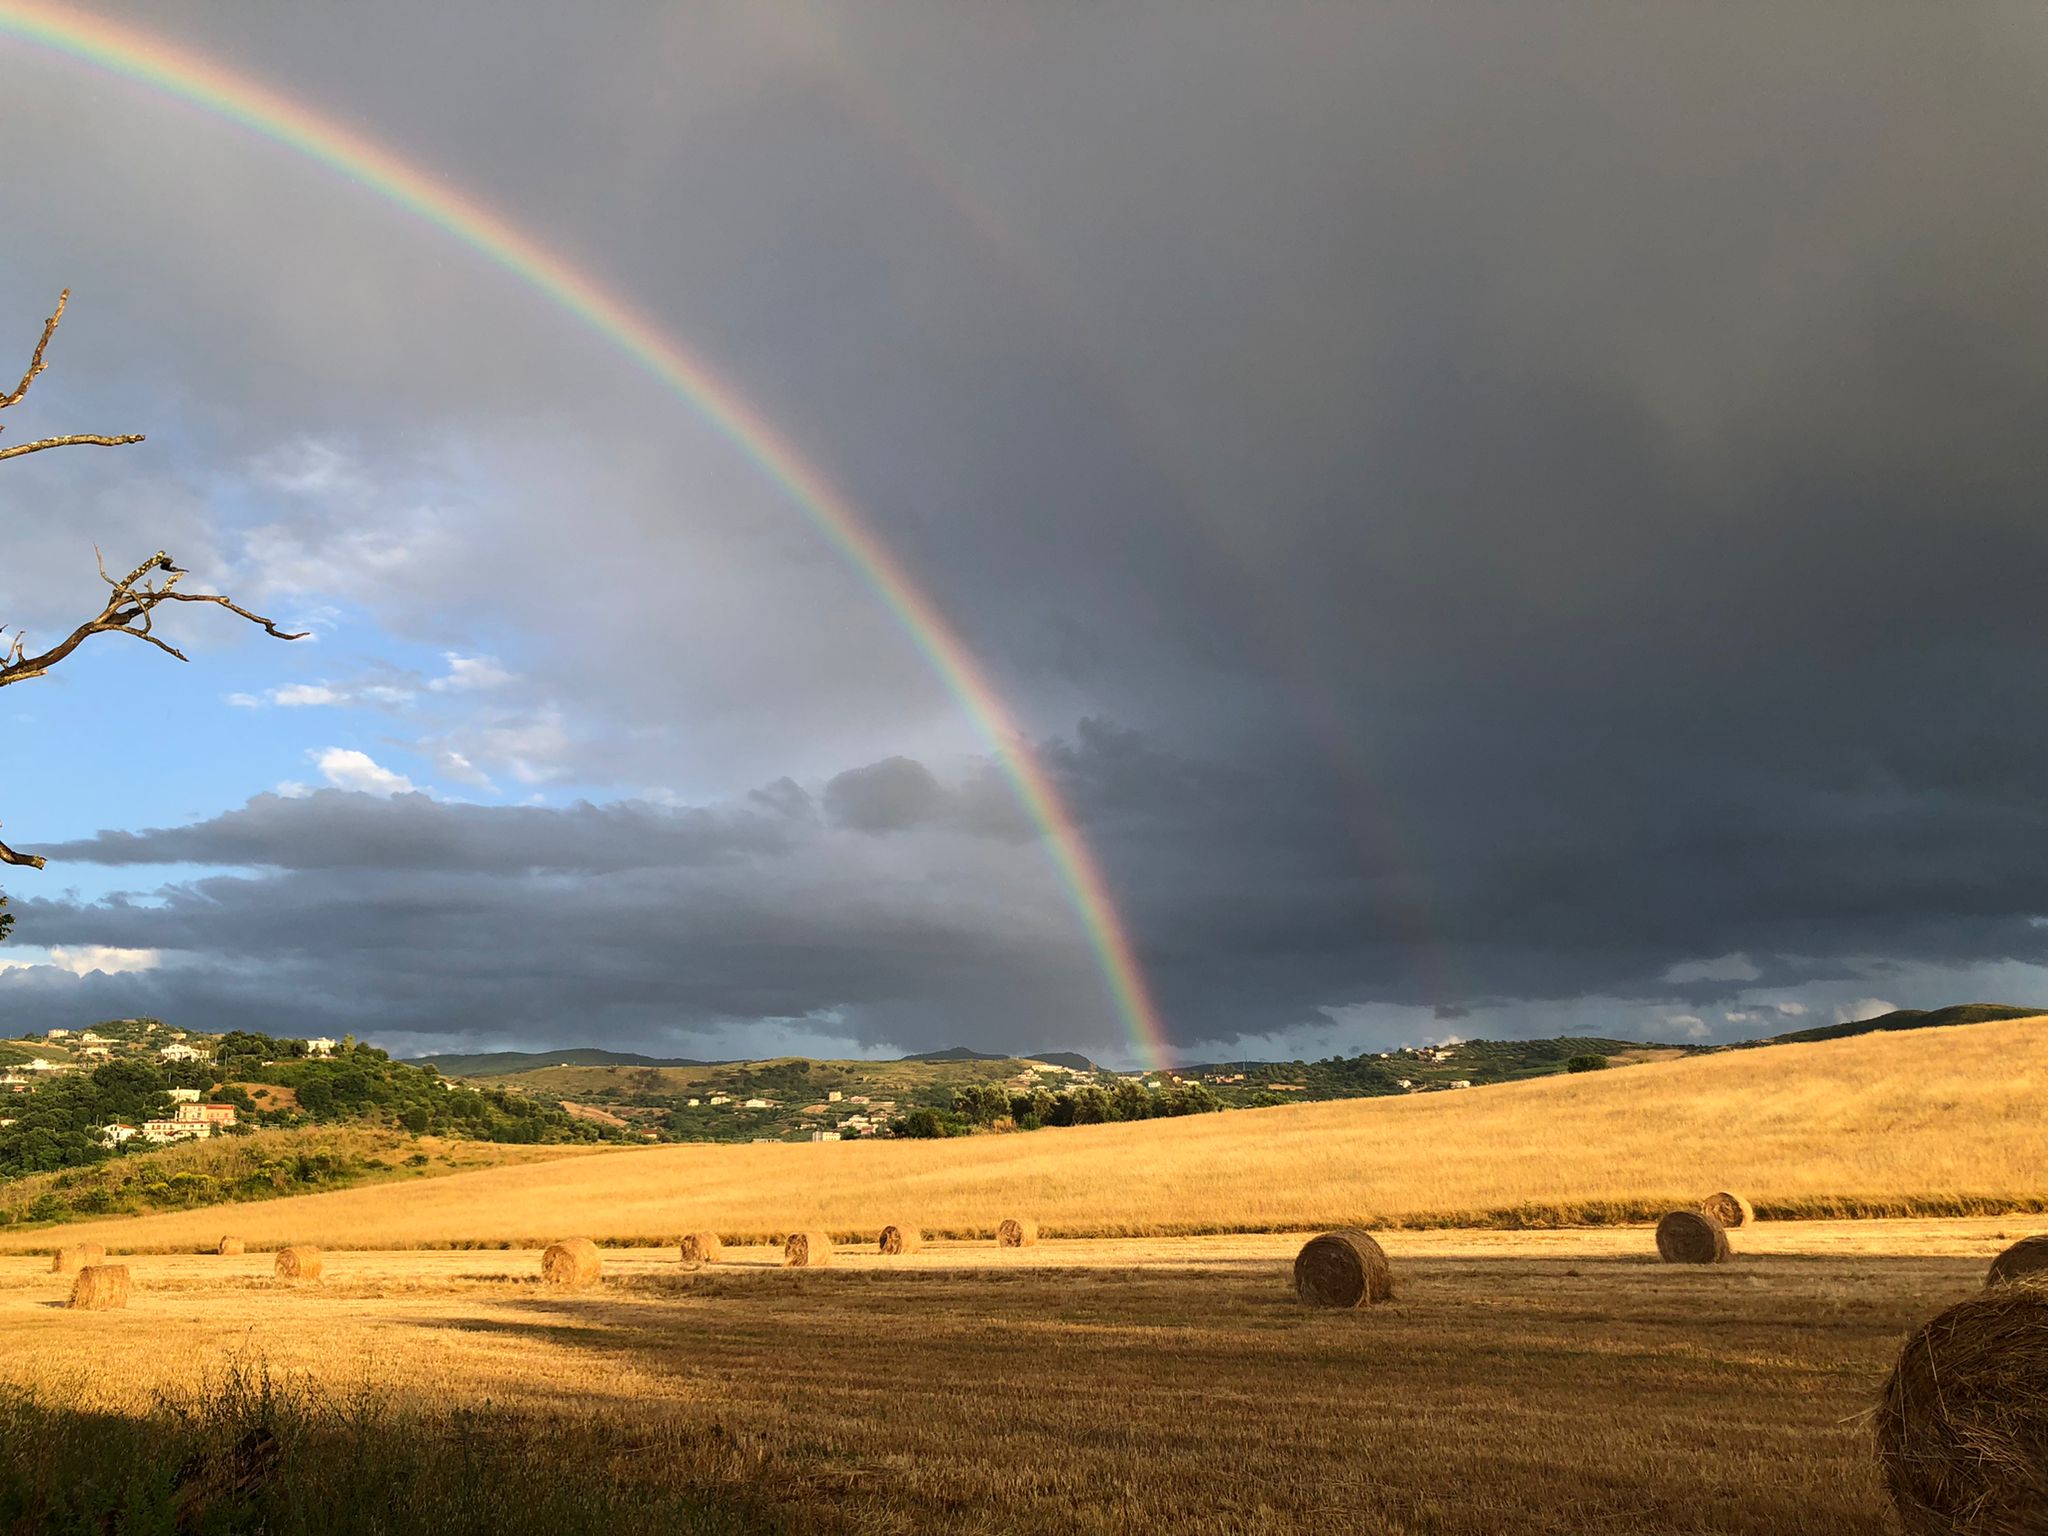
xmin=140 ymin=1119 xmax=211 ymax=1144
xmin=168 ymin=1087 xmax=202 ymax=1104
xmin=686 ymin=1097 xmax=701 ymax=1108
xmin=1448 ymin=1079 xmax=1473 ymax=1090
xmin=44 ymin=1028 xmax=71 ymax=1040
xmin=158 ymin=1043 xmax=203 ymax=1063
xmin=742 ymin=1098 xmax=772 ymax=1110
xmin=827 ymin=1090 xmax=843 ymax=1102
xmin=304 ymin=1037 xmax=337 ymax=1058
xmin=708 ymin=1095 xmax=731 ymax=1106
xmin=100 ymin=1123 xmax=139 ymax=1146
xmin=811 ymin=1130 xmax=842 ymax=1142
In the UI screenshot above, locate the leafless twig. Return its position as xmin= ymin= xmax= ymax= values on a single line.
xmin=0 ymin=290 xmax=306 ymax=872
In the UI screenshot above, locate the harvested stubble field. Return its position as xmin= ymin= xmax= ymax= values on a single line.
xmin=0 ymin=1220 xmax=2033 ymax=1533
xmin=4 ymin=1018 xmax=2042 ymax=1255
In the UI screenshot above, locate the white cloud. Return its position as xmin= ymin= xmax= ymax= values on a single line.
xmin=312 ymin=747 xmax=418 ymax=796
xmin=428 ymin=653 xmax=515 ymax=693
xmin=1662 ymin=952 xmax=1761 ymax=984
xmin=1650 ymin=1013 xmax=1712 ymax=1040
xmin=250 ymin=439 xmax=354 ymax=497
xmin=274 ymin=683 xmax=345 ymax=707
xmin=0 ymin=945 xmax=162 ymax=977
xmin=450 ymin=709 xmax=572 ymax=785
xmin=434 ymin=749 xmax=498 ymax=793
xmin=1835 ymin=997 xmax=1898 ymax=1025
xmin=230 ymin=679 xmax=417 ymax=709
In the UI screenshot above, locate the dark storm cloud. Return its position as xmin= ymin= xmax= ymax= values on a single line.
xmin=822 ymin=757 xmax=945 ymax=834
xmin=4 ymin=771 xmax=1108 ymax=1051
xmin=8 ymin=5 xmax=2048 ymax=1055
xmin=43 ymin=791 xmax=798 ymax=874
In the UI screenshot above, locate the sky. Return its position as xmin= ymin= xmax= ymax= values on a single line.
xmin=5 ymin=2 xmax=2048 ymax=1066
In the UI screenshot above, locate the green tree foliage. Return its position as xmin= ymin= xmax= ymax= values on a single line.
xmin=1565 ymin=1054 xmax=1612 ymax=1073
xmin=0 ymin=1028 xmax=613 ymax=1180
xmin=912 ymin=1077 xmax=1223 ymax=1138
xmin=0 ymin=1058 xmax=174 ymax=1175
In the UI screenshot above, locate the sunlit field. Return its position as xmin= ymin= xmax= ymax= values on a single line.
xmin=0 ymin=1026 xmax=2043 ymax=1530
xmin=0 ymin=1221 xmax=2030 ymax=1533
xmin=6 ymin=1018 xmax=2040 ymax=1255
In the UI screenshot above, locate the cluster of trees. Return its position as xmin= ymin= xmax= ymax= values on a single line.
xmin=894 ymin=1078 xmax=1224 ymax=1138
xmin=0 ymin=1029 xmax=619 ymax=1181
xmin=0 ymin=1059 xmax=179 ymax=1176
xmin=214 ymin=1036 xmax=604 ymax=1144
xmin=6 ymin=1145 xmax=374 ymax=1227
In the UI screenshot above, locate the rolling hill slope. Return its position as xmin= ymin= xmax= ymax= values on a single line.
xmin=11 ymin=1014 xmax=2044 ymax=1252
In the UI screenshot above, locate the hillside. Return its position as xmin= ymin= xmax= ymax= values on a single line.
xmin=1754 ymin=1001 xmax=2041 ymax=1047
xmin=0 ymin=1023 xmax=619 ymax=1195
xmin=411 ymin=1047 xmax=711 ymax=1075
xmin=17 ymin=1013 xmax=2044 ymax=1252
xmin=0 ymin=1129 xmax=604 ymax=1227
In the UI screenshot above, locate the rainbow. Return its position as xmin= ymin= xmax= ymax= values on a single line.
xmin=0 ymin=1 xmax=1172 ymax=1068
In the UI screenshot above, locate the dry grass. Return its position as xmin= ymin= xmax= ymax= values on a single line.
xmin=0 ymin=1128 xmax=604 ymax=1232
xmin=0 ymin=1219 xmax=2022 ymax=1533
xmin=9 ymin=1018 xmax=2042 ymax=1255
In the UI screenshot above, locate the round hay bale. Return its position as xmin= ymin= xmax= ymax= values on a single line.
xmin=1699 ymin=1191 xmax=1754 ymax=1229
xmin=66 ymin=1264 xmax=131 ymax=1311
xmin=273 ymin=1246 xmax=323 ymax=1282
xmin=1987 ymin=1234 xmax=2048 ymax=1289
xmin=878 ymin=1224 xmax=922 ymax=1256
xmin=1656 ymin=1210 xmax=1729 ymax=1264
xmin=679 ymin=1231 xmax=723 ymax=1265
xmin=1293 ymin=1229 xmax=1394 ymax=1307
xmin=540 ymin=1238 xmax=602 ymax=1287
xmin=995 ymin=1218 xmax=1038 ymax=1249
xmin=783 ymin=1231 xmax=834 ymax=1267
xmin=51 ymin=1242 xmax=105 ymax=1275
xmin=216 ymin=1236 xmax=245 ymax=1257
xmin=1875 ymin=1283 xmax=2048 ymax=1530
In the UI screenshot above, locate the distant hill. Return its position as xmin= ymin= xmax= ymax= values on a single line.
xmin=1752 ymin=1002 xmax=2041 ymax=1049
xmin=897 ymin=1046 xmax=1098 ymax=1071
xmin=412 ymin=1047 xmax=711 ymax=1076
xmin=30 ymin=1010 xmax=2047 ymax=1250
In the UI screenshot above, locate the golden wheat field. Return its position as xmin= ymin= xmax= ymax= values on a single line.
xmin=4 ymin=1025 xmax=2044 ymax=1531
xmin=0 ymin=1220 xmax=2034 ymax=1533
xmin=6 ymin=1018 xmax=2042 ymax=1255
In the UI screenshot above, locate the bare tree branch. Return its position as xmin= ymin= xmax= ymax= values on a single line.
xmin=0 ymin=288 xmax=69 ymax=414
xmin=0 ymin=828 xmax=47 ymax=871
xmin=0 ymin=290 xmax=306 ymax=880
xmin=0 ymin=549 xmax=307 ymax=688
xmin=0 ymin=432 xmax=147 ymax=463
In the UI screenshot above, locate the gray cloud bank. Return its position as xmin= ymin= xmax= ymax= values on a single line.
xmin=7 ymin=6 xmax=2048 ymax=1057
